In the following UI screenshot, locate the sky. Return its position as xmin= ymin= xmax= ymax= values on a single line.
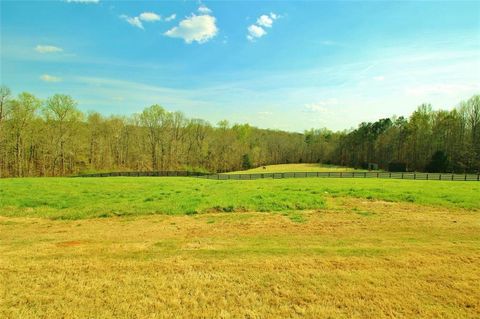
xmin=1 ymin=0 xmax=479 ymax=132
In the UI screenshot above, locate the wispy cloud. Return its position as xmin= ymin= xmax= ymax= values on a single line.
xmin=304 ymin=99 xmax=338 ymax=113
xmin=165 ymin=14 xmax=176 ymax=22
xmin=320 ymin=40 xmax=338 ymax=46
xmin=198 ymin=5 xmax=212 ymax=14
xmin=164 ymin=14 xmax=218 ymax=44
xmin=35 ymin=45 xmax=63 ymax=54
xmin=65 ymin=0 xmax=99 ymax=3
xmin=40 ymin=74 xmax=62 ymax=82
xmin=120 ymin=11 xmax=162 ymax=29
xmin=405 ymin=83 xmax=479 ymax=97
xmin=120 ymin=15 xmax=144 ymax=29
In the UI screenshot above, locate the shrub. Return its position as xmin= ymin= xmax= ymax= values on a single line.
xmin=242 ymin=154 xmax=252 ymax=170
xmin=388 ymin=162 xmax=407 ymax=172
xmin=425 ymin=151 xmax=449 ymax=173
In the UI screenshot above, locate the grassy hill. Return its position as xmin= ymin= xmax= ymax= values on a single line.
xmin=228 ymin=163 xmax=377 ymax=174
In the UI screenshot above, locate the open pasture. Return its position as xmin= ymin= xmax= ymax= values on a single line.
xmin=0 ymin=177 xmax=479 ymax=219
xmin=1 ymin=176 xmax=479 ymax=318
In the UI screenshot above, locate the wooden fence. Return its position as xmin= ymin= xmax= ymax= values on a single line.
xmin=198 ymin=171 xmax=480 ymax=181
xmin=77 ymin=171 xmax=480 ymax=181
xmin=77 ymin=171 xmax=208 ymax=177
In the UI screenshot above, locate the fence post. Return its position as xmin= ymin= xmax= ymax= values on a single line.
xmin=426 ymin=173 xmax=428 ymax=180
xmin=401 ymin=173 xmax=404 ymax=179
xmin=282 ymin=173 xmax=285 ymax=179
xmin=364 ymin=172 xmax=366 ymax=178
xmin=451 ymin=174 xmax=454 ymax=181
xmin=414 ymin=173 xmax=416 ymax=180
xmin=465 ymin=174 xmax=467 ymax=181
xmin=317 ymin=172 xmax=319 ymax=177
xmin=340 ymin=172 xmax=343 ymax=178
xmin=328 ymin=172 xmax=330 ymax=177
xmin=389 ymin=172 xmax=391 ymax=178
xmin=478 ymin=174 xmax=480 ymax=181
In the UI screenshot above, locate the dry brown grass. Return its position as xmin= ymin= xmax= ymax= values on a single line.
xmin=1 ymin=198 xmax=479 ymax=318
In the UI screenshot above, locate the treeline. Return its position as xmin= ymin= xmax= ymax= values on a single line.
xmin=0 ymin=85 xmax=478 ymax=177
xmin=0 ymin=86 xmax=308 ymax=177
xmin=334 ymin=97 xmax=480 ymax=173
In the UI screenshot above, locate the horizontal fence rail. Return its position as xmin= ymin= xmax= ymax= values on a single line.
xmin=76 ymin=171 xmax=209 ymax=178
xmin=76 ymin=171 xmax=480 ymax=181
xmin=198 ymin=172 xmax=480 ymax=181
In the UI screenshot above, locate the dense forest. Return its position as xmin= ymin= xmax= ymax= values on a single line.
xmin=0 ymin=85 xmax=478 ymax=177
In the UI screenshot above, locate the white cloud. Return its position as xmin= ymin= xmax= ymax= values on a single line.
xmin=120 ymin=15 xmax=144 ymax=29
xmin=66 ymin=0 xmax=99 ymax=3
xmin=373 ymin=75 xmax=385 ymax=81
xmin=164 ymin=14 xmax=218 ymax=44
xmin=247 ymin=24 xmax=266 ymax=41
xmin=139 ymin=12 xmax=161 ymax=22
xmin=40 ymin=74 xmax=62 ymax=82
xmin=165 ymin=14 xmax=176 ymax=22
xmin=247 ymin=12 xmax=278 ymax=41
xmin=198 ymin=5 xmax=212 ymax=14
xmin=120 ymin=12 xmax=161 ymax=29
xmin=257 ymin=15 xmax=273 ymax=28
xmin=35 ymin=45 xmax=63 ymax=54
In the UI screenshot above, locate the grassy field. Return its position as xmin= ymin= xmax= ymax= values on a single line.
xmin=0 ymin=177 xmax=479 ymax=219
xmin=228 ymin=163 xmax=376 ymax=173
xmin=1 ymin=176 xmax=479 ymax=318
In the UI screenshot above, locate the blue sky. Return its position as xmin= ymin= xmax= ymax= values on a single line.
xmin=1 ymin=0 xmax=479 ymax=131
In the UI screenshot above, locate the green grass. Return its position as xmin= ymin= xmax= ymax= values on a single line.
xmin=0 ymin=177 xmax=478 ymax=219
xmin=228 ymin=163 xmax=378 ymax=173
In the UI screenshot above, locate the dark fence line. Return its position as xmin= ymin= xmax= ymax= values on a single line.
xmin=199 ymin=172 xmax=480 ymax=181
xmin=200 ymin=171 xmax=480 ymax=181
xmin=76 ymin=170 xmax=480 ymax=181
xmin=76 ymin=171 xmax=209 ymax=177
